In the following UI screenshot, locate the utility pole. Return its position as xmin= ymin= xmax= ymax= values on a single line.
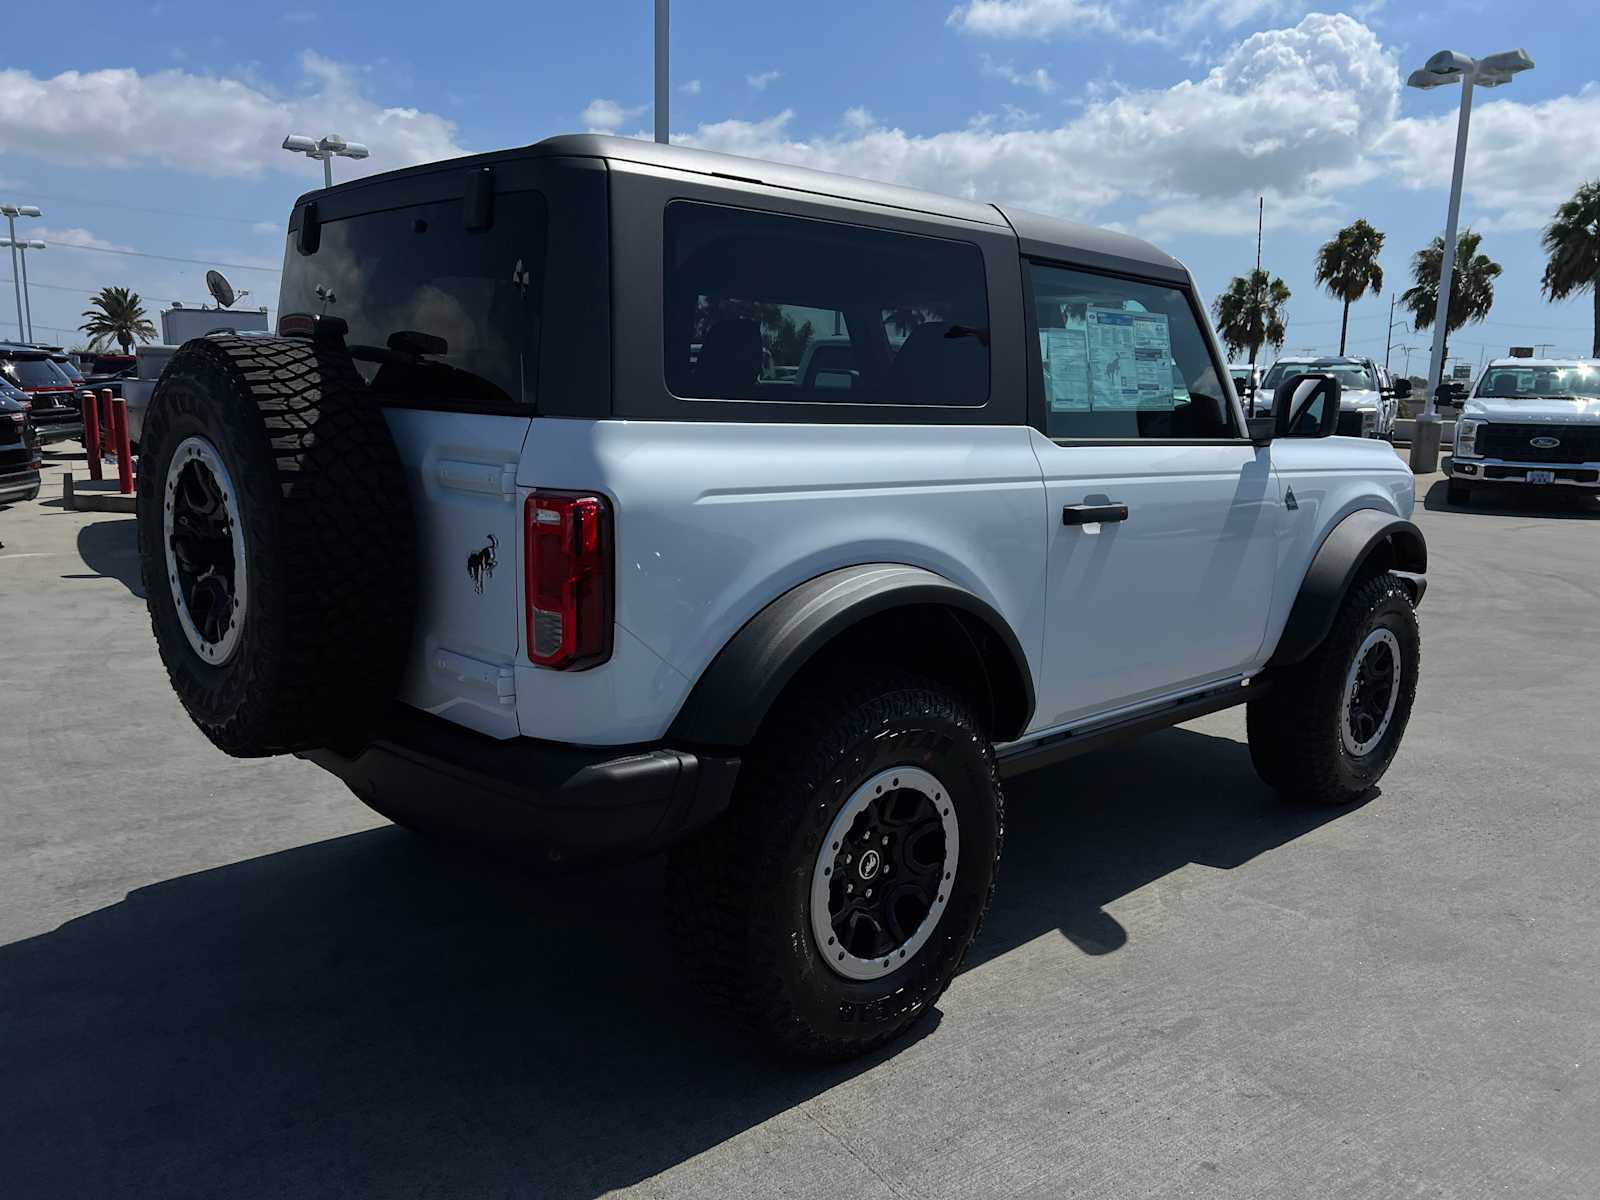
xmin=654 ymin=0 xmax=670 ymax=144
xmin=1384 ymin=293 xmax=1397 ymax=369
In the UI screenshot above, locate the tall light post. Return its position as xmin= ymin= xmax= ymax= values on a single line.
xmin=1 ymin=204 xmax=41 ymax=341
xmin=0 ymin=238 xmax=45 ymax=342
xmin=1405 ymin=48 xmax=1534 ymax=473
xmin=655 ymin=0 xmax=669 ymax=144
xmin=281 ymin=134 xmax=370 ymax=189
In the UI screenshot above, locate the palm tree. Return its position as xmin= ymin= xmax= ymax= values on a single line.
xmin=1314 ymin=219 xmax=1385 ymax=355
xmin=1399 ymin=230 xmax=1500 ymax=365
xmin=1540 ymin=180 xmax=1600 ymax=357
xmin=79 ymin=286 xmax=157 ymax=353
xmin=1211 ymin=269 xmax=1290 ymax=369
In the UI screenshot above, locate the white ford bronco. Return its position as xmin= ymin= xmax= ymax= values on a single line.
xmin=137 ymin=135 xmax=1426 ymax=1058
xmin=1449 ymin=357 xmax=1600 ymax=504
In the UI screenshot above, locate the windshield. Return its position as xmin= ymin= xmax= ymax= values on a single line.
xmin=1475 ymin=364 xmax=1600 ymax=399
xmin=1260 ymin=361 xmax=1375 ymax=394
xmin=51 ymin=357 xmax=85 ymax=382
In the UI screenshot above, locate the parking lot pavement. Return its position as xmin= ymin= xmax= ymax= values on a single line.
xmin=3 ymin=449 xmax=1598 ymax=1200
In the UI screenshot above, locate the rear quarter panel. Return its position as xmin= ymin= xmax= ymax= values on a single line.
xmin=515 ymin=418 xmax=1047 ymax=746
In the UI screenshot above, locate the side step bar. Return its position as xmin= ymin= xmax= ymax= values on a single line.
xmin=994 ymin=676 xmax=1269 ymax=780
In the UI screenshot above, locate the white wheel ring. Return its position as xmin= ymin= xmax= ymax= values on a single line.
xmin=162 ymin=435 xmax=248 ymax=667
xmin=1341 ymin=627 xmax=1401 ymax=757
xmin=809 ymin=766 xmax=959 ymax=982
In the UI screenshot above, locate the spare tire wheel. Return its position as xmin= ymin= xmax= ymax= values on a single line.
xmin=135 ymin=335 xmax=414 ymax=757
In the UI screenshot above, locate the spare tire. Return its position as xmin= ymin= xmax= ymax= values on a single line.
xmin=135 ymin=335 xmax=414 ymax=757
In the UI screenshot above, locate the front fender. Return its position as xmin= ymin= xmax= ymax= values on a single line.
xmin=1269 ymin=509 xmax=1426 ymax=667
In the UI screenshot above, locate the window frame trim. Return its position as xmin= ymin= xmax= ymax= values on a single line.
xmin=1022 ymin=254 xmax=1248 ymax=445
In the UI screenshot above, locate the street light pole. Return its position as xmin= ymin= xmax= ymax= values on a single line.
xmin=654 ymin=0 xmax=669 ymax=144
xmin=17 ymin=241 xmax=40 ymax=342
xmin=1403 ymin=47 xmax=1533 ymax=473
xmin=4 ymin=213 xmax=20 ymax=340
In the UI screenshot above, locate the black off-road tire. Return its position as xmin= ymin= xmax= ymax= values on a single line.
xmin=1247 ymin=572 xmax=1419 ymax=806
xmin=666 ymin=670 xmax=1002 ymax=1059
xmin=135 ymin=335 xmax=414 ymax=757
xmin=1447 ymin=478 xmax=1472 ymax=506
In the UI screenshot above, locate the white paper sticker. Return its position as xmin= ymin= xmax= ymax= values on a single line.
xmin=1042 ymin=328 xmax=1090 ymax=411
xmin=1087 ymin=306 xmax=1176 ymax=411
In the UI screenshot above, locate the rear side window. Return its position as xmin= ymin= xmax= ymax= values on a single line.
xmin=664 ymin=201 xmax=990 ymax=407
xmin=2 ymin=356 xmax=70 ymax=388
xmin=280 ymin=191 xmax=546 ymax=408
xmin=1029 ymin=262 xmax=1235 ymax=440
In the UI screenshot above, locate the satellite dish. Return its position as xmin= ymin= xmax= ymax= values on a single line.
xmin=206 ymin=270 xmax=236 ymax=309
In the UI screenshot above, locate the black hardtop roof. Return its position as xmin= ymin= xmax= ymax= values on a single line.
xmin=0 ymin=343 xmax=51 ymax=358
xmin=292 ymin=133 xmax=1188 ymax=282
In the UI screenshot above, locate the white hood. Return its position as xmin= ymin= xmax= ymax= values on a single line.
xmin=1340 ymin=388 xmax=1381 ymax=412
xmin=1463 ymin=396 xmax=1600 ymax=424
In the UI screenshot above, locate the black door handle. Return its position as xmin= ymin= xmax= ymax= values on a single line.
xmin=1062 ymin=503 xmax=1129 ymax=526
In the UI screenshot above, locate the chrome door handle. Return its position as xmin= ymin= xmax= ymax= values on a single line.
xmin=1062 ymin=503 xmax=1129 ymax=526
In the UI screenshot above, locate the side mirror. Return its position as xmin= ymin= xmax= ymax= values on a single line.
xmin=1274 ymin=372 xmax=1342 ymax=438
xmin=1247 ymin=416 xmax=1274 ymax=447
xmin=1391 ymin=377 xmax=1413 ymax=399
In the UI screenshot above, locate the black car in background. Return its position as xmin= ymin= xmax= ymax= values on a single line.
xmin=0 ymin=387 xmax=43 ymax=504
xmin=0 ymin=344 xmax=84 ymax=444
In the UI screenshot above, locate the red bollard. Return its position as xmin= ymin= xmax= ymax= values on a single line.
xmin=81 ymin=391 xmax=103 ymax=481
xmin=111 ymin=397 xmax=134 ymax=495
xmin=99 ymin=389 xmax=115 ymax=459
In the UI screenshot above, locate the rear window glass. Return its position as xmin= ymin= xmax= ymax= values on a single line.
xmin=2 ymin=357 xmax=71 ymax=388
xmin=280 ymin=191 xmax=546 ymax=407
xmin=664 ymin=201 xmax=989 ymax=407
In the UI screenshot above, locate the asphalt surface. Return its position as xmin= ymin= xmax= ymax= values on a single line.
xmin=3 ymin=446 xmax=1597 ymax=1199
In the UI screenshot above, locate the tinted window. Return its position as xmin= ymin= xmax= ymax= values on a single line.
xmin=2 ymin=356 xmax=71 ymax=388
xmin=664 ymin=202 xmax=989 ymax=407
xmin=280 ymin=191 xmax=546 ymax=407
xmin=1029 ymin=262 xmax=1234 ymax=439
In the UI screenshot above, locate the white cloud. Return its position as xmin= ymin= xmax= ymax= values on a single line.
xmin=746 ymin=70 xmax=781 ymax=91
xmin=681 ymin=14 xmax=1396 ymax=223
xmin=0 ymin=52 xmax=464 ymax=179
xmin=580 ymin=98 xmax=647 ymax=132
xmin=680 ymin=79 xmax=702 ymax=95
xmin=948 ymin=0 xmax=1302 ymax=44
xmin=1379 ymin=84 xmax=1600 ymax=232
xmin=981 ymin=55 xmax=1057 ymax=94
xmin=34 ymin=226 xmax=134 ymax=252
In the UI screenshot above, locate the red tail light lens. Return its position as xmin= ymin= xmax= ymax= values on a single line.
xmin=525 ymin=490 xmax=613 ymax=670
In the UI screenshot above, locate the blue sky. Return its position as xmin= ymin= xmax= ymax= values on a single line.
xmin=5 ymin=0 xmax=1599 ymax=367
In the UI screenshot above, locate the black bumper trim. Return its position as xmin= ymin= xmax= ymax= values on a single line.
xmin=301 ymin=706 xmax=740 ymax=860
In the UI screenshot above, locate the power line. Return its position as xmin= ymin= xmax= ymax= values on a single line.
xmin=45 ymin=242 xmax=281 ymax=273
xmin=24 ymin=190 xmax=278 ymax=229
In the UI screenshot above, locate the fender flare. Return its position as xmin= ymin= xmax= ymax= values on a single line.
xmin=1269 ymin=509 xmax=1427 ymax=667
xmin=667 ymin=564 xmax=1036 ymax=747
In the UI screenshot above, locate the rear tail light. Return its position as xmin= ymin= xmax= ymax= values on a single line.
xmin=525 ymin=490 xmax=613 ymax=670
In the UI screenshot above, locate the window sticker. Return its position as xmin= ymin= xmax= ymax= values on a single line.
xmin=1086 ymin=306 xmax=1175 ymax=411
xmin=1042 ymin=328 xmax=1091 ymax=411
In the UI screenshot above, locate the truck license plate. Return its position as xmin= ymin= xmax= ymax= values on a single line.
xmin=1526 ymin=470 xmax=1555 ymax=485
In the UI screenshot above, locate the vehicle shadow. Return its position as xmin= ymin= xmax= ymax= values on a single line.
xmin=64 ymin=516 xmax=145 ymax=597
xmin=0 ymin=727 xmax=1364 ymax=1199
xmin=1422 ymin=476 xmax=1600 ymax=519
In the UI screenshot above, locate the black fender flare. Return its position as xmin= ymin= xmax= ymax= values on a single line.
xmin=1269 ymin=509 xmax=1427 ymax=667
xmin=667 ymin=564 xmax=1036 ymax=747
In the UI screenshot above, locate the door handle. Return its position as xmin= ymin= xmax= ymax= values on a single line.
xmin=1062 ymin=503 xmax=1129 ymax=526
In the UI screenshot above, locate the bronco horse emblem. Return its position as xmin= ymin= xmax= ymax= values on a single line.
xmin=467 ymin=534 xmax=498 ymax=594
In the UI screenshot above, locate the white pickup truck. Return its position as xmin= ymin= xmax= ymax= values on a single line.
xmin=134 ymin=135 xmax=1426 ymax=1058
xmin=1449 ymin=357 xmax=1600 ymax=503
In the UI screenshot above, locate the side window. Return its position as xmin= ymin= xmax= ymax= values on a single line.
xmin=664 ymin=201 xmax=990 ymax=407
xmin=1028 ymin=261 xmax=1235 ymax=440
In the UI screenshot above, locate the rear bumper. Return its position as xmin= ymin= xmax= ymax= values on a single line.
xmin=33 ymin=420 xmax=83 ymax=445
xmin=301 ymin=706 xmax=740 ymax=861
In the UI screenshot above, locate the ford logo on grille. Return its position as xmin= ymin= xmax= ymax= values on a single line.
xmin=1529 ymin=436 xmax=1561 ymax=449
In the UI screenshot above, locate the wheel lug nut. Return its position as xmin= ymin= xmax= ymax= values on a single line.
xmin=845 ymin=882 xmax=853 ymax=894
xmin=881 ymin=835 xmax=889 ymax=845
xmin=865 ymin=888 xmax=873 ymax=899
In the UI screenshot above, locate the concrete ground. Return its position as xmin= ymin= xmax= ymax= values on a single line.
xmin=3 ymin=446 xmax=1597 ymax=1199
